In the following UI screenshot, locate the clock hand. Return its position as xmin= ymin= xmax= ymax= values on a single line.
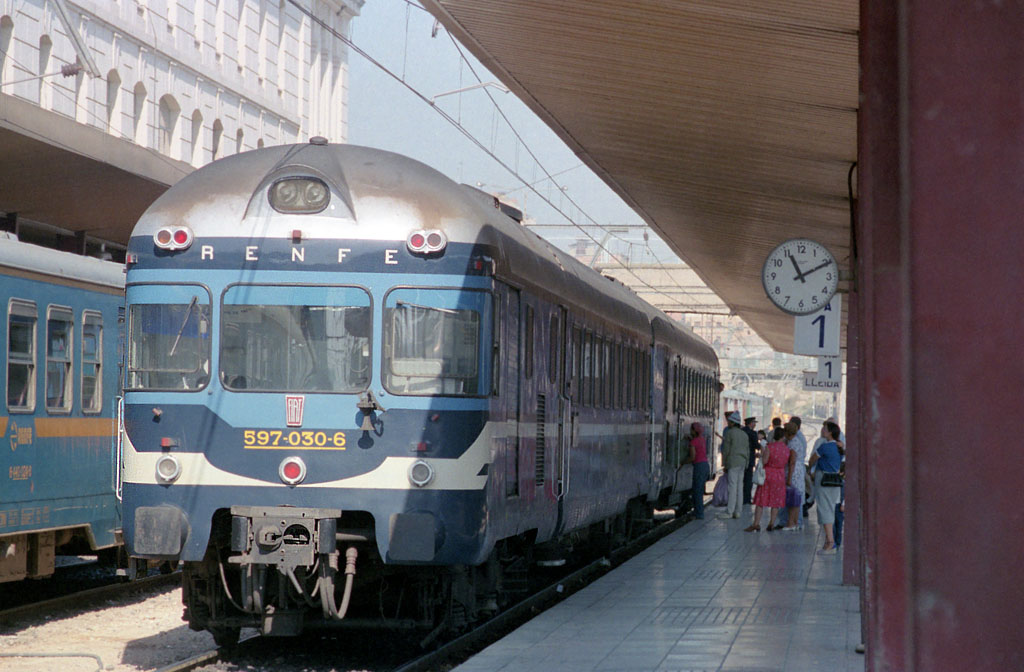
xmin=801 ymin=260 xmax=833 ymax=278
xmin=789 ymin=255 xmax=807 ymax=283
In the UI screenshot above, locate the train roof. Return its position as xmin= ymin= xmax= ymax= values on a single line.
xmin=0 ymin=232 xmax=124 ymax=290
xmin=133 ymin=143 xmax=716 ymax=370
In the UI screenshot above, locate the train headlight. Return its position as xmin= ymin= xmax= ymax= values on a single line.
xmin=155 ymin=455 xmax=182 ymax=484
xmin=153 ymin=226 xmax=193 ymax=251
xmin=408 ymin=459 xmax=434 ymax=487
xmin=406 ymin=229 xmax=447 ymax=255
xmin=269 ymin=177 xmax=330 ymax=214
xmin=279 ymin=456 xmax=307 ymax=485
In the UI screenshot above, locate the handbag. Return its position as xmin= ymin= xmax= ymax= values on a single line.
xmin=820 ymin=471 xmax=844 ymax=488
xmin=753 ymin=459 xmax=766 ymax=486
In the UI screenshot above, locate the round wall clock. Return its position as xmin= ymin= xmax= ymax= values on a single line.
xmin=761 ymin=238 xmax=838 ymax=315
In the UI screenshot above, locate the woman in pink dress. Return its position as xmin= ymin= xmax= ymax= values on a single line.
xmin=745 ymin=427 xmax=793 ymax=532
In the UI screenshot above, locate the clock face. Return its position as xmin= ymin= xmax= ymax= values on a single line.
xmin=762 ymin=238 xmax=839 ymax=315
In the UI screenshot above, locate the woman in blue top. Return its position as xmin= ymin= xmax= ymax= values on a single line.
xmin=808 ymin=421 xmax=844 ymax=554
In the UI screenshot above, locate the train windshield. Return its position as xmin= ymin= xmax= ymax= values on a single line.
xmin=383 ymin=288 xmax=487 ymax=396
xmin=220 ymin=285 xmax=371 ymax=393
xmin=126 ymin=285 xmax=212 ymax=391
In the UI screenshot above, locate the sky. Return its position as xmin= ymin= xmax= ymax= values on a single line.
xmin=345 ymin=0 xmax=672 ymax=261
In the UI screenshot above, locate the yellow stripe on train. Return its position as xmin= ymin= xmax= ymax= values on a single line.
xmin=33 ymin=417 xmax=115 ymax=438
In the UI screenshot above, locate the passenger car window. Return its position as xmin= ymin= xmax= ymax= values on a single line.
xmin=81 ymin=311 xmax=103 ymax=413
xmin=7 ymin=300 xmax=37 ymax=412
xmin=45 ymin=306 xmax=73 ymax=412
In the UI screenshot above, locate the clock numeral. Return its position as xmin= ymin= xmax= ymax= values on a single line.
xmin=773 ymin=259 xmax=783 ymax=268
xmin=797 ymin=244 xmax=806 ymax=253
xmin=783 ymin=296 xmax=790 ymax=305
xmin=774 ymin=287 xmax=780 ymax=294
xmin=822 ymin=287 xmax=828 ymax=294
xmin=812 ymin=296 xmax=818 ymax=304
xmin=770 ymin=272 xmax=776 ymax=280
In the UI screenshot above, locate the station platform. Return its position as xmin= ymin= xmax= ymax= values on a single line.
xmin=455 ymin=504 xmax=864 ymax=672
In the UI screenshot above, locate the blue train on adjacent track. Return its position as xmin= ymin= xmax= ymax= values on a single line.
xmin=1 ymin=232 xmax=124 ymax=582
xmin=121 ymin=141 xmax=719 ymax=643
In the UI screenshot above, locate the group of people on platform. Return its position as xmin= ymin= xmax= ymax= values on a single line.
xmin=680 ymin=412 xmax=846 ymax=555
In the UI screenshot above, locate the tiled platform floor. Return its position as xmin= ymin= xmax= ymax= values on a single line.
xmin=455 ymin=503 xmax=863 ymax=672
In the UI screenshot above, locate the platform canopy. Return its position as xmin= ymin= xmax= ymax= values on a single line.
xmin=422 ymin=0 xmax=858 ymax=352
xmin=0 ymin=93 xmax=191 ymax=247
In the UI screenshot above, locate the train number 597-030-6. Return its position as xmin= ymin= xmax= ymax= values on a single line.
xmin=243 ymin=429 xmax=347 ymax=450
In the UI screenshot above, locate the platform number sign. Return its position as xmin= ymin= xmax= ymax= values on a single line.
xmin=793 ymin=294 xmax=841 ymax=356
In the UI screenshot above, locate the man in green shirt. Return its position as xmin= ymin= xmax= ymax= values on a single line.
xmin=718 ymin=411 xmax=750 ymax=519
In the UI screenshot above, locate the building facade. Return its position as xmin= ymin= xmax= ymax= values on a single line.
xmin=0 ymin=0 xmax=361 ymax=169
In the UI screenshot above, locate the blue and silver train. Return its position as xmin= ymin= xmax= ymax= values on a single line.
xmin=121 ymin=142 xmax=719 ymax=643
xmin=1 ymin=233 xmax=124 ymax=582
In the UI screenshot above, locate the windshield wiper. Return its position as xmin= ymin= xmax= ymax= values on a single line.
xmin=395 ymin=301 xmax=458 ymax=315
xmin=168 ymin=296 xmax=199 ymax=357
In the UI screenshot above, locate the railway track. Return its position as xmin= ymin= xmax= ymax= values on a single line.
xmin=0 ymin=572 xmax=181 ymax=628
xmin=153 ymin=509 xmax=693 ymax=672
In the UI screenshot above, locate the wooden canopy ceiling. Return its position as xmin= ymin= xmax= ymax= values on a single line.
xmin=422 ymin=0 xmax=858 ymax=352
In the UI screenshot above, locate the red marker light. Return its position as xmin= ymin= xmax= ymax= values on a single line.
xmin=173 ymin=229 xmax=189 ymax=245
xmin=409 ymin=233 xmax=425 ymax=249
xmin=283 ymin=461 xmax=302 ymax=480
xmin=279 ymin=456 xmax=306 ymax=485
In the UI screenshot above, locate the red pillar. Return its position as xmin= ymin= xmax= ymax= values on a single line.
xmin=859 ymin=1 xmax=1024 ymax=669
xmin=842 ymin=290 xmax=859 ymax=587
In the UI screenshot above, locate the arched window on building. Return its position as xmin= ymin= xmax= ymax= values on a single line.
xmin=190 ymin=109 xmax=203 ymax=167
xmin=158 ymin=94 xmax=181 ymax=159
xmin=211 ymin=119 xmax=223 ymax=160
xmin=235 ymin=127 xmax=244 ymax=154
xmin=0 ymin=16 xmax=14 ymax=87
xmin=38 ymin=35 xmax=52 ymax=107
xmin=106 ymin=70 xmax=121 ymax=134
xmin=257 ymin=138 xmax=265 ymax=149
xmin=133 ymin=82 xmax=148 ymax=145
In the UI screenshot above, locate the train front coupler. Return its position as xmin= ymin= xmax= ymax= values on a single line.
xmin=224 ymin=505 xmax=355 ymax=635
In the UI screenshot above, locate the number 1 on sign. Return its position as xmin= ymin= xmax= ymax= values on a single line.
xmin=811 ymin=314 xmax=825 ymax=348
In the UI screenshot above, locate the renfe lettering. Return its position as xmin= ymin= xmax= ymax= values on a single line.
xmin=187 ymin=245 xmax=415 ymax=267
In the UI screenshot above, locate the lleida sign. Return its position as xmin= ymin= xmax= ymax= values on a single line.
xmin=802 ymin=370 xmax=841 ymax=391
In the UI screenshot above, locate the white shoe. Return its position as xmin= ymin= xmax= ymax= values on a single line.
xmin=780 ymin=526 xmax=799 ymax=532
xmin=732 ymin=513 xmax=740 ymax=519
xmin=716 ymin=514 xmax=733 ymax=520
